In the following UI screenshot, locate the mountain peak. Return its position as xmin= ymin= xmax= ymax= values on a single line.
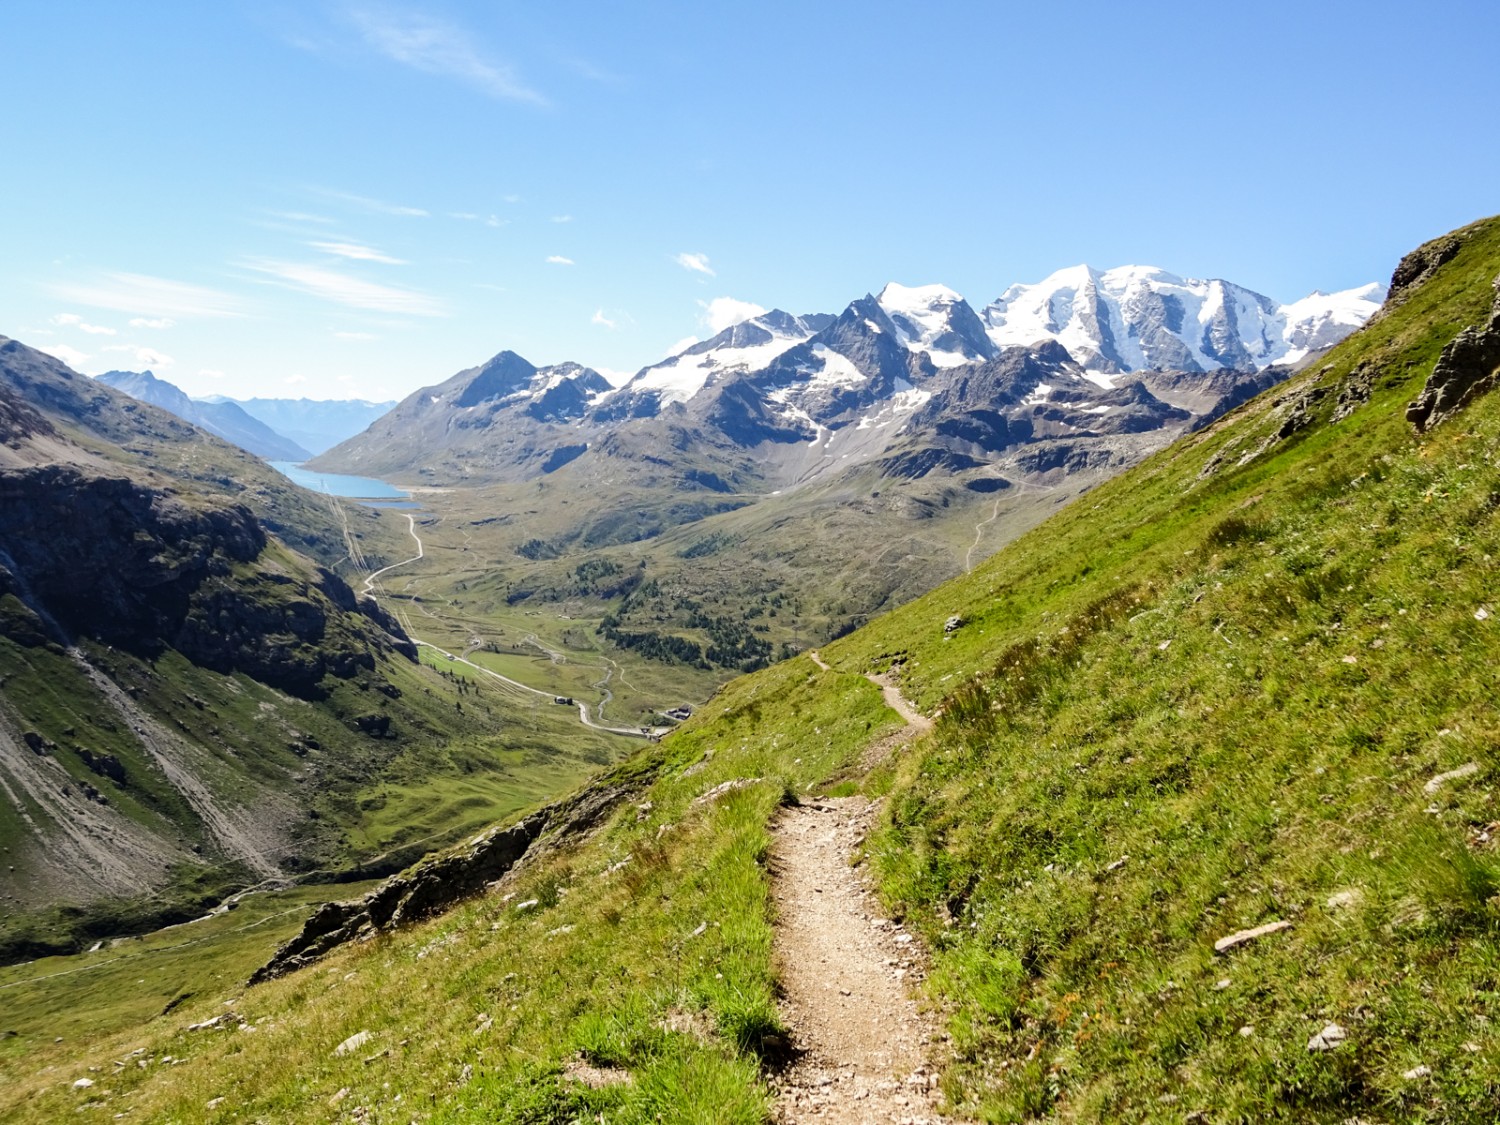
xmin=451 ymin=350 xmax=539 ymax=408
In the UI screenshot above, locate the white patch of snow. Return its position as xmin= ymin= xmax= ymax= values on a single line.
xmin=807 ymin=345 xmax=866 ymax=388
xmin=617 ymin=314 xmax=812 ymax=406
xmin=982 ymin=266 xmax=1382 ymax=374
xmin=876 ymin=281 xmax=980 ymax=365
xmin=923 ymin=348 xmax=972 ymax=368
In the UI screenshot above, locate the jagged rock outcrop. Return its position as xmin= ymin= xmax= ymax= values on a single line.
xmin=250 ymin=778 xmax=642 ymax=983
xmin=1387 ymin=234 xmax=1468 ymax=308
xmin=0 ymin=465 xmax=414 ymax=698
xmin=1407 ymin=272 xmax=1500 ymax=432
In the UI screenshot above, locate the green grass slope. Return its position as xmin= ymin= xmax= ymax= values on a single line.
xmin=0 ymin=655 xmax=901 ymax=1123
xmin=821 ymin=214 xmax=1500 ymax=1121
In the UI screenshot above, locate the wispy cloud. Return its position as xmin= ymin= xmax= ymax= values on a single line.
xmin=311 ymin=187 xmax=429 ymax=217
xmin=700 ymin=296 xmax=767 ymax=333
xmin=564 ymin=56 xmax=624 ymax=85
xmin=50 ymin=312 xmax=116 ymax=335
xmin=310 ymin=240 xmax=408 ymax=264
xmin=334 ymin=330 xmax=379 ymax=340
xmin=674 ymin=252 xmax=715 ymax=277
xmin=46 ymin=273 xmax=247 ymax=319
xmin=38 ymin=343 xmax=90 ymax=369
xmin=546 ymin=255 xmax=575 ymax=266
xmin=239 ymin=258 xmax=445 ymax=316
xmin=284 ymin=373 xmax=308 ymax=386
xmin=103 ymin=344 xmax=175 ymax=369
xmin=551 ymin=214 xmax=573 ymax=224
xmin=129 ymin=316 xmax=176 ymax=330
xmin=449 ymin=210 xmax=506 ymax=228
xmin=345 ymin=6 xmax=547 ymax=106
xmin=265 ymin=209 xmax=336 ymax=225
xmin=591 ymin=308 xmax=618 ymax=330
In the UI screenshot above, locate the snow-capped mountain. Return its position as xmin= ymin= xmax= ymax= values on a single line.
xmin=981 ymin=265 xmax=1386 ymax=377
xmin=313 ymin=350 xmax=611 ymax=478
xmin=598 ymin=310 xmax=832 ymax=419
xmin=876 ymin=283 xmax=997 ymax=368
xmin=316 ymin=260 xmax=1385 ymax=489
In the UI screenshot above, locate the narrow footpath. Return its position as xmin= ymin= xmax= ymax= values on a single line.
xmin=771 ymin=656 xmax=948 ymax=1124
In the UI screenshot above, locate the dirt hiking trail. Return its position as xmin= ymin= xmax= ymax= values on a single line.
xmin=772 ymin=658 xmax=948 ymax=1123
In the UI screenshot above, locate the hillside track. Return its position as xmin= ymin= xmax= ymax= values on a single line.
xmin=771 ymin=658 xmax=948 ymax=1123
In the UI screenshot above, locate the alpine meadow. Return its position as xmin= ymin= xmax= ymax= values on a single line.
xmin=3 ymin=4 xmax=1500 ymax=1123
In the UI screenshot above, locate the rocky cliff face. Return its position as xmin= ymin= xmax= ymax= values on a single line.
xmin=0 ymin=465 xmax=413 ymax=699
xmin=1408 ymin=271 xmax=1500 ymax=432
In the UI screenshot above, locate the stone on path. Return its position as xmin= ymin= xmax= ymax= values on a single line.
xmin=1213 ymin=920 xmax=1292 ymax=954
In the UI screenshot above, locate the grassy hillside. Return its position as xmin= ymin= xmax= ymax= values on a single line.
xmin=0 ymin=655 xmax=901 ymax=1123
xmin=2 ymin=216 xmax=1497 ymax=1123
xmin=824 ymin=214 xmax=1500 ymax=1121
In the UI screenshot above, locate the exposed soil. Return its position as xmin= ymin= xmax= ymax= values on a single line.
xmin=771 ymin=657 xmax=948 ymax=1123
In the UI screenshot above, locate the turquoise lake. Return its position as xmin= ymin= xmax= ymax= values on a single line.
xmin=269 ymin=462 xmax=410 ymax=499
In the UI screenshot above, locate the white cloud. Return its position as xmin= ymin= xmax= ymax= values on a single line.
xmin=667 ymin=335 xmax=700 ymax=356
xmin=551 ymin=214 xmax=573 ymax=224
xmin=46 ymin=272 xmax=246 ymax=319
xmin=310 ymin=240 xmax=408 ymax=264
xmin=239 ymin=258 xmax=445 ymax=316
xmin=103 ymin=344 xmax=175 ymax=369
xmin=546 ymin=255 xmax=575 ymax=266
xmin=38 ymin=343 xmax=90 ymax=369
xmin=345 ymin=7 xmax=546 ymax=105
xmin=50 ymin=311 xmax=115 ymax=335
xmin=591 ymin=308 xmax=618 ymax=330
xmin=594 ymin=366 xmax=632 ymax=387
xmin=334 ymin=330 xmax=379 ymax=340
xmin=502 ymin=194 xmax=522 ymax=204
xmin=674 ymin=252 xmax=715 ymax=277
xmin=284 ymin=373 xmax=308 ymax=386
xmin=129 ymin=317 xmax=176 ymax=330
xmin=134 ymin=347 xmax=174 ymax=369
xmin=265 ymin=210 xmax=336 ymax=225
xmin=699 ymin=297 xmax=767 ymax=333
xmin=485 ymin=215 xmax=505 ymax=228
xmin=311 ymin=187 xmax=429 ymax=217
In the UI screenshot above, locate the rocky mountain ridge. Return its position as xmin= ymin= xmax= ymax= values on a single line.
xmin=0 ymin=337 xmax=455 ymax=945
xmin=95 ymin=369 xmax=313 ymax=461
xmin=314 ymin=264 xmax=1381 ymax=495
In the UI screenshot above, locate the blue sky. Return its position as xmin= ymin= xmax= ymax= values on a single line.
xmin=3 ymin=1 xmax=1497 ymax=401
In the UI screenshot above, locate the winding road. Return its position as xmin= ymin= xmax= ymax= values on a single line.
xmin=357 ymin=509 xmax=665 ymax=739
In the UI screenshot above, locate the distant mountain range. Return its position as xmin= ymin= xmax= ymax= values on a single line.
xmin=213 ymin=395 xmax=398 ymax=456
xmin=92 ymin=370 xmax=394 ymax=461
xmin=94 ymin=369 xmax=314 ymax=461
xmin=314 ymin=265 xmax=1382 ymax=492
